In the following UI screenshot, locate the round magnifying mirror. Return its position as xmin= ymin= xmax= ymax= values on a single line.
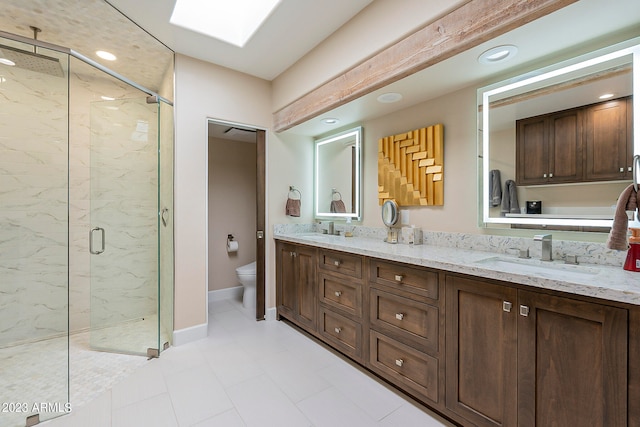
xmin=381 ymin=200 xmax=399 ymax=227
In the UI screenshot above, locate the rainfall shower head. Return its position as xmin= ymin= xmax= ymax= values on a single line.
xmin=0 ymin=44 xmax=64 ymax=77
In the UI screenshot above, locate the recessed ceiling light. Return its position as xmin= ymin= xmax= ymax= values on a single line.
xmin=599 ymin=93 xmax=615 ymax=100
xmin=322 ymin=118 xmax=339 ymax=125
xmin=0 ymin=58 xmax=16 ymax=66
xmin=101 ymin=96 xmax=115 ymax=101
xmin=170 ymin=0 xmax=282 ymax=47
xmin=377 ymin=92 xmax=403 ymax=103
xmin=96 ymin=50 xmax=117 ymax=61
xmin=478 ymin=45 xmax=518 ymax=65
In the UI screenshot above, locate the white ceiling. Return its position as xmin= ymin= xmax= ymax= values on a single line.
xmin=105 ymin=0 xmax=374 ymax=81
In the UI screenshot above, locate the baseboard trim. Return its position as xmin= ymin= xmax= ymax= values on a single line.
xmin=208 ymin=286 xmax=243 ymax=303
xmin=265 ymin=307 xmax=277 ymax=321
xmin=172 ymin=322 xmax=208 ymax=346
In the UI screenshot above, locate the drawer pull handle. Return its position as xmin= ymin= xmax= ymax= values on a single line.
xmin=503 ymin=301 xmax=512 ymax=313
xmin=395 ymin=359 xmax=404 ymax=367
xmin=395 ymin=313 xmax=404 ymax=320
xmin=334 ymin=291 xmax=342 ymax=297
xmin=334 ymin=260 xmax=341 ymax=266
xmin=394 ymin=274 xmax=403 ymax=282
xmin=520 ymin=305 xmax=530 ymax=317
xmin=334 ymin=327 xmax=342 ymax=334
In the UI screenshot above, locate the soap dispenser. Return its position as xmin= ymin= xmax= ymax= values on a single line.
xmin=623 ymin=228 xmax=640 ymax=272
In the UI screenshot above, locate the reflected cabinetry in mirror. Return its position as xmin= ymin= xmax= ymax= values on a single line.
xmin=516 ymin=96 xmax=633 ymax=186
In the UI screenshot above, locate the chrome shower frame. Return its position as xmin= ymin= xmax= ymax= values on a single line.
xmin=0 ymin=29 xmax=173 ymax=106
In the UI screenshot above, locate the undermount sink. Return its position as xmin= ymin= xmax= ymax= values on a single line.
xmin=296 ymin=232 xmax=332 ymax=239
xmin=474 ymin=256 xmax=600 ymax=279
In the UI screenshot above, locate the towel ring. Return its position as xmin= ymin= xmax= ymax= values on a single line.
xmin=289 ymin=186 xmax=301 ymax=200
xmin=331 ymin=188 xmax=343 ymax=201
xmin=634 ymin=154 xmax=640 ymax=192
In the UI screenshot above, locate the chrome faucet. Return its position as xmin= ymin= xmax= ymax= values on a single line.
xmin=321 ymin=221 xmax=334 ymax=235
xmin=534 ymin=234 xmax=552 ymax=261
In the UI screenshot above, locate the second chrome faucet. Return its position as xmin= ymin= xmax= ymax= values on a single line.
xmin=534 ymin=234 xmax=553 ymax=261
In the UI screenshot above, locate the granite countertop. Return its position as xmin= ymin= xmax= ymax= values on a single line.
xmin=274 ymin=232 xmax=640 ymax=306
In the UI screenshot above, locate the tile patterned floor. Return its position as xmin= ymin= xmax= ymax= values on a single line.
xmin=37 ymin=298 xmax=454 ymax=427
xmin=1 ymin=324 xmax=148 ymax=427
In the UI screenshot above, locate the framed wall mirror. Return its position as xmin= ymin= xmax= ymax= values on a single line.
xmin=315 ymin=126 xmax=362 ymax=220
xmin=479 ymin=38 xmax=640 ymax=230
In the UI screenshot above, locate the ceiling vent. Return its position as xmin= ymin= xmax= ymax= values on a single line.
xmin=224 ymin=127 xmax=257 ymax=142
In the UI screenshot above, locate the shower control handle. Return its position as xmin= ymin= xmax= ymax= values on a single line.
xmin=89 ymin=227 xmax=105 ymax=255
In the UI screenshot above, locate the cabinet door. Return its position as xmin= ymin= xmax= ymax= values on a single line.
xmin=549 ymin=109 xmax=583 ymax=183
xmin=276 ymin=242 xmax=296 ymax=318
xmin=516 ymin=116 xmax=549 ymax=185
xmin=585 ymin=99 xmax=628 ymax=181
xmin=295 ymin=245 xmax=317 ymax=330
xmin=445 ymin=276 xmax=518 ymax=427
xmin=517 ymin=291 xmax=628 ymax=427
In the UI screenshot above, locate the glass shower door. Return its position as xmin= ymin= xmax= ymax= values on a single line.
xmin=89 ymin=97 xmax=160 ymax=356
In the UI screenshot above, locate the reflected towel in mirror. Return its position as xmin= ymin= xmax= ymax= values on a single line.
xmin=501 ymin=180 xmax=520 ymax=214
xmin=490 ymin=170 xmax=502 ymax=207
xmin=330 ymin=200 xmax=346 ymax=213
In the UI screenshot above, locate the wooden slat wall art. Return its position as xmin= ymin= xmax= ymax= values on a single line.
xmin=378 ymin=124 xmax=444 ymax=206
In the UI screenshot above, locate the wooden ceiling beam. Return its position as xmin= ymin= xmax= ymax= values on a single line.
xmin=273 ymin=0 xmax=578 ymax=133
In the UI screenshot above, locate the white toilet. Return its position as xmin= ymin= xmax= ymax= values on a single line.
xmin=235 ymin=261 xmax=257 ymax=309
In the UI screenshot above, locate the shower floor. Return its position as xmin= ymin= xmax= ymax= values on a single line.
xmin=0 ymin=318 xmax=161 ymax=427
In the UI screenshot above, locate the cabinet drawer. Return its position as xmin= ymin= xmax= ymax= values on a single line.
xmin=319 ymin=250 xmax=363 ymax=279
xmin=319 ymin=308 xmax=361 ymax=359
xmin=370 ymin=288 xmax=438 ymax=353
xmin=319 ymin=273 xmax=362 ymax=318
xmin=370 ymin=330 xmax=438 ymax=403
xmin=370 ymin=260 xmax=438 ymax=300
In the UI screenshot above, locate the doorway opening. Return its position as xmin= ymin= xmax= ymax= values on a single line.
xmin=207 ymin=120 xmax=266 ymax=320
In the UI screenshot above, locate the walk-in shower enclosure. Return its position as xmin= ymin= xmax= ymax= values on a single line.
xmin=0 ymin=3 xmax=174 ymax=425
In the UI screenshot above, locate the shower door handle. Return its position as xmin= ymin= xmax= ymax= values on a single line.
xmin=89 ymin=227 xmax=105 ymax=255
xmin=161 ymin=208 xmax=169 ymax=227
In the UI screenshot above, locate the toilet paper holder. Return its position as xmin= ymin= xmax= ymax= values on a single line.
xmin=227 ymin=234 xmax=239 ymax=253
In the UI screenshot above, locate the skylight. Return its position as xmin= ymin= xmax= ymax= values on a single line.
xmin=170 ymin=0 xmax=282 ymax=47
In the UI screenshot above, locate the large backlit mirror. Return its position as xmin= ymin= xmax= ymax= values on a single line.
xmin=479 ymin=38 xmax=640 ymax=230
xmin=315 ymin=126 xmax=362 ymax=220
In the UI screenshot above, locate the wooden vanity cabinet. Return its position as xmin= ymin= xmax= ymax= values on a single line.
xmin=275 ymin=240 xmax=637 ymax=426
xmin=317 ymin=249 xmax=365 ymax=361
xmin=446 ymin=274 xmax=628 ymax=427
xmin=275 ymin=241 xmax=317 ymax=331
xmin=368 ymin=260 xmax=444 ymax=406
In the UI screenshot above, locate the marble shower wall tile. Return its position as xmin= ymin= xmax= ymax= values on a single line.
xmin=0 ymin=64 xmax=69 ymax=347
